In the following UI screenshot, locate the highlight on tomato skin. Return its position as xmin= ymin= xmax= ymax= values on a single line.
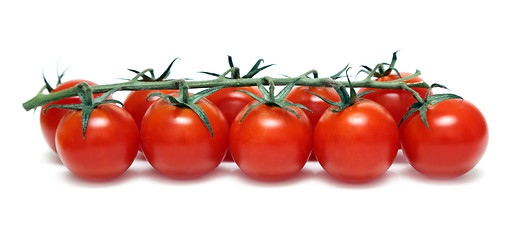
xmin=313 ymin=99 xmax=400 ymax=183
xmin=229 ymin=103 xmax=313 ymax=182
xmin=55 ymin=103 xmax=139 ymax=181
xmin=400 ymin=99 xmax=488 ymax=178
xmin=40 ymin=79 xmax=99 ymax=153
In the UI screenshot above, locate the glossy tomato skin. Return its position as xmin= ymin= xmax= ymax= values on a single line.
xmin=55 ymin=104 xmax=139 ymax=181
xmin=140 ymin=96 xmax=229 ymax=179
xmin=229 ymin=103 xmax=313 ymax=181
xmin=314 ymin=99 xmax=399 ymax=183
xmin=123 ymin=89 xmax=178 ymax=131
xmin=286 ymin=86 xmax=341 ymax=128
xmin=400 ymin=99 xmax=488 ymax=178
xmin=40 ymin=79 xmax=99 ymax=153
xmin=358 ymin=73 xmax=429 ymax=127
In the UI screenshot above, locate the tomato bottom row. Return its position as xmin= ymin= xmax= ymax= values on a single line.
xmin=52 ymin=97 xmax=488 ymax=183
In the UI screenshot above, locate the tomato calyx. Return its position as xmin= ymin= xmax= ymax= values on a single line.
xmin=44 ymin=82 xmax=123 ymax=138
xmin=307 ymin=69 xmax=376 ymax=113
xmin=42 ymin=66 xmax=69 ymax=92
xmin=235 ymin=78 xmax=311 ymax=122
xmin=147 ymin=80 xmax=224 ymax=137
xmin=126 ymin=57 xmax=180 ymax=82
xmin=399 ymin=83 xmax=463 ymax=129
xmin=199 ymin=56 xmax=274 ymax=80
xmin=359 ymin=50 xmax=402 ymax=78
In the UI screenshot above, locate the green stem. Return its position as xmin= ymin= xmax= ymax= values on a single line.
xmin=22 ymin=70 xmax=429 ymax=111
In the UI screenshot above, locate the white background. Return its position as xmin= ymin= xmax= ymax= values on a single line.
xmin=1 ymin=0 xmax=508 ymax=239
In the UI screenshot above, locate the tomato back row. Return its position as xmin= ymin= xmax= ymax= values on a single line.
xmin=39 ymin=75 xmax=488 ymax=183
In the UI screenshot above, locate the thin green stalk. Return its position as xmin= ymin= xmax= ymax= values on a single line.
xmin=22 ymin=69 xmax=429 ymax=111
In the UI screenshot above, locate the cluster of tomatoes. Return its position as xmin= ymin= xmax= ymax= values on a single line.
xmin=38 ymin=65 xmax=489 ymax=183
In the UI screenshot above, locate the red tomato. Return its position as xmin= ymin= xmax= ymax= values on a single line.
xmin=206 ymin=86 xmax=261 ymax=125
xmin=358 ymin=73 xmax=429 ymax=127
xmin=286 ymin=86 xmax=341 ymax=128
xmin=206 ymin=86 xmax=261 ymax=161
xmin=56 ymin=104 xmax=139 ymax=181
xmin=123 ymin=89 xmax=178 ymax=130
xmin=400 ymin=99 xmax=488 ymax=178
xmin=314 ymin=99 xmax=399 ymax=183
xmin=229 ymin=103 xmax=313 ymax=181
xmin=40 ymin=79 xmax=99 ymax=152
xmin=140 ymin=96 xmax=229 ymax=179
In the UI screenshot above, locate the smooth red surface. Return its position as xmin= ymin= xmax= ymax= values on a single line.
xmin=400 ymin=99 xmax=488 ymax=178
xmin=314 ymin=99 xmax=399 ymax=183
xmin=56 ymin=104 xmax=139 ymax=181
xmin=40 ymin=79 xmax=99 ymax=152
xmin=229 ymin=103 xmax=312 ymax=181
xmin=140 ymin=96 xmax=228 ymax=179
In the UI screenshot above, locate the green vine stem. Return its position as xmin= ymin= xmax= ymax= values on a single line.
xmin=22 ymin=68 xmax=427 ymax=111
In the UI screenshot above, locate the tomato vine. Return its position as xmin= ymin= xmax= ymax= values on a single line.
xmin=22 ymin=67 xmax=427 ymax=111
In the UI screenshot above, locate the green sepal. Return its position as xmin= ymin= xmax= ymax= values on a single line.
xmin=357 ymin=90 xmax=377 ymax=99
xmin=42 ymin=66 xmax=69 ymax=93
xmin=243 ymin=59 xmax=275 ymax=78
xmin=398 ymin=83 xmax=463 ymax=130
xmin=127 ymin=58 xmax=179 ymax=82
xmin=45 ymin=83 xmax=123 ymax=139
xmin=199 ymin=56 xmax=274 ymax=79
xmin=42 ymin=73 xmax=54 ymax=92
xmin=234 ymin=89 xmax=266 ymax=103
xmin=305 ymin=70 xmax=371 ymax=113
xmin=198 ymin=71 xmax=221 ymax=77
xmin=238 ymin=103 xmax=261 ymax=123
xmin=234 ymin=78 xmax=311 ymax=123
xmin=359 ymin=51 xmax=402 ymax=78
xmin=146 ymin=82 xmax=224 ymax=137
xmin=275 ymin=79 xmax=299 ymax=102
xmin=330 ymin=64 xmax=350 ymax=79
xmin=157 ymin=57 xmax=180 ymax=80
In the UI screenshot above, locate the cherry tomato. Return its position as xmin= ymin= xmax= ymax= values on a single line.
xmin=124 ymin=89 xmax=178 ymax=131
xmin=229 ymin=103 xmax=313 ymax=181
xmin=314 ymin=99 xmax=399 ymax=183
xmin=55 ymin=104 xmax=139 ymax=181
xmin=358 ymin=72 xmax=429 ymax=127
xmin=206 ymin=86 xmax=261 ymax=161
xmin=286 ymin=86 xmax=341 ymax=128
xmin=140 ymin=95 xmax=229 ymax=179
xmin=40 ymin=79 xmax=99 ymax=152
xmin=400 ymin=99 xmax=488 ymax=178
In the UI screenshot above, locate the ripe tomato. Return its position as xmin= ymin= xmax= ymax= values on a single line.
xmin=140 ymin=95 xmax=229 ymax=179
xmin=206 ymin=86 xmax=261 ymax=161
xmin=40 ymin=79 xmax=99 ymax=152
xmin=400 ymin=99 xmax=488 ymax=178
xmin=286 ymin=86 xmax=341 ymax=128
xmin=314 ymin=99 xmax=399 ymax=183
xmin=55 ymin=103 xmax=139 ymax=181
xmin=229 ymin=103 xmax=313 ymax=181
xmin=124 ymin=89 xmax=178 ymax=130
xmin=358 ymin=72 xmax=429 ymax=127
